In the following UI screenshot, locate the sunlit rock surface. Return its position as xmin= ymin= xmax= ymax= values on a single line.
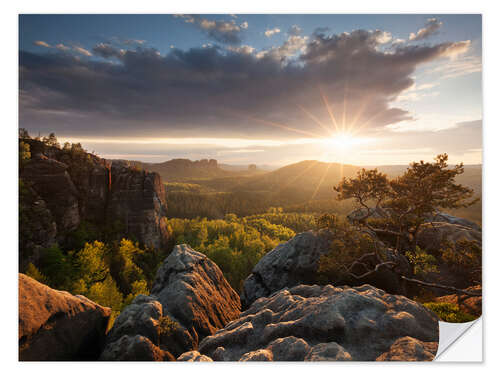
xmin=19 ymin=274 xmax=110 ymax=361
xmin=199 ymin=284 xmax=439 ymax=361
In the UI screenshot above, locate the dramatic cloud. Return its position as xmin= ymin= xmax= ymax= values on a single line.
xmin=20 ymin=28 xmax=471 ymax=139
xmin=409 ymin=18 xmax=443 ymax=41
xmin=174 ymin=14 xmax=247 ymax=44
xmin=264 ymin=28 xmax=281 ymax=37
xmin=33 ymin=41 xmax=50 ymax=48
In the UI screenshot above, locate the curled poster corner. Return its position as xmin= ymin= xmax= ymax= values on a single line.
xmin=435 ymin=317 xmax=483 ymax=361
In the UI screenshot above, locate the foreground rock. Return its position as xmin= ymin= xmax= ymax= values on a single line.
xmin=199 ymin=284 xmax=439 ymax=361
xmin=152 ymin=245 xmax=241 ymax=347
xmin=102 ymin=245 xmax=241 ymax=360
xmin=241 ymin=230 xmax=410 ymax=308
xmin=376 ymin=337 xmax=438 ymax=361
xmin=100 ymin=295 xmax=176 ymax=361
xmin=19 ymin=274 xmax=110 ymax=361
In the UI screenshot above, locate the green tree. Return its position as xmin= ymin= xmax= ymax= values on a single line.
xmin=42 ymin=132 xmax=60 ymax=148
xmin=334 ymin=154 xmax=477 ymax=252
xmin=76 ymin=241 xmax=109 ymax=285
xmin=25 ymin=263 xmax=48 ymax=284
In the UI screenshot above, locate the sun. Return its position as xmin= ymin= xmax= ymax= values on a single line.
xmin=325 ymin=132 xmax=365 ymax=151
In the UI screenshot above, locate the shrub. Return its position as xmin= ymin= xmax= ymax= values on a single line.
xmin=158 ymin=315 xmax=180 ymax=337
xmin=423 ymin=302 xmax=477 ymax=323
xmin=405 ymin=246 xmax=438 ymax=277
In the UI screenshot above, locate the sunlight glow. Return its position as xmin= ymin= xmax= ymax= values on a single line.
xmin=322 ymin=132 xmax=373 ymax=151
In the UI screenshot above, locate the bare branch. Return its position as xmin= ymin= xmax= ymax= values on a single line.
xmin=348 ymin=261 xmax=397 ymax=280
xmin=400 ymin=276 xmax=482 ymax=297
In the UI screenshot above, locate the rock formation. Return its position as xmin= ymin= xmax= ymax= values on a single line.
xmin=102 ymin=245 xmax=241 ymax=360
xmin=19 ymin=273 xmax=111 ymax=361
xmin=151 ymin=244 xmax=241 ymax=345
xmin=198 ymin=284 xmax=439 ymax=361
xmin=241 ymin=230 xmax=410 ymax=308
xmin=107 ymin=161 xmax=167 ymax=250
xmin=100 ymin=294 xmax=178 ymax=361
xmin=19 ymin=139 xmax=168 ymax=268
xmin=416 ymin=222 xmax=481 ymax=252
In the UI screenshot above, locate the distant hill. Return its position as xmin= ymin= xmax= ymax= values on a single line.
xmin=132 ymin=158 xmax=230 ymax=181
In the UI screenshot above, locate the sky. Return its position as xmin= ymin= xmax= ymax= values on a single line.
xmin=19 ymin=14 xmax=482 ymax=166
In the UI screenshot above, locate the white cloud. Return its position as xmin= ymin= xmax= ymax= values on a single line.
xmin=264 ymin=27 xmax=281 ymax=37
xmin=227 ymin=45 xmax=255 ymax=54
xmin=409 ymin=18 xmax=443 ymax=41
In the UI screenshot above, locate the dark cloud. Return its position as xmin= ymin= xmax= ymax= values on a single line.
xmin=19 ymin=29 xmax=470 ymax=138
xmin=174 ymin=14 xmax=247 ymax=45
xmin=409 ymin=18 xmax=443 ymax=41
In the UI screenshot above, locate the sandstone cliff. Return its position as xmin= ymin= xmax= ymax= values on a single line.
xmin=19 ymin=139 xmax=168 ymax=268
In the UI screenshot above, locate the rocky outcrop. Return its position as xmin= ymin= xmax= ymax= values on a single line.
xmin=198 ymin=284 xmax=439 ymax=361
xmin=416 ymin=222 xmax=481 ymax=252
xmin=19 ymin=139 xmax=168 ymax=266
xmin=107 ymin=161 xmax=168 ymax=250
xmin=241 ymin=230 xmax=410 ymax=308
xmin=151 ymin=245 xmax=241 ymax=349
xmin=103 ymin=245 xmax=241 ymax=360
xmin=429 ymin=212 xmax=481 ymax=231
xmin=99 ymin=294 xmax=177 ymax=361
xmin=19 ymin=273 xmax=111 ymax=361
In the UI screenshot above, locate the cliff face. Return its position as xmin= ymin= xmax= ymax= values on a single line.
xmin=20 ymin=139 xmax=168 ymax=266
xmin=107 ymin=161 xmax=168 ymax=250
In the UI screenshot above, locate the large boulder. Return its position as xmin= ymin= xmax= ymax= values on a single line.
xmin=151 ymin=244 xmax=241 ymax=349
xmin=19 ymin=274 xmax=111 ymax=361
xmin=241 ymin=230 xmax=410 ymax=308
xmin=198 ymin=284 xmax=439 ymax=361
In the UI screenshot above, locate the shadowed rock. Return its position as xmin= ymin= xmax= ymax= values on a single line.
xmin=241 ymin=230 xmax=410 ymax=308
xmin=19 ymin=274 xmax=110 ymax=361
xmin=198 ymin=284 xmax=439 ymax=361
xmin=100 ymin=335 xmax=175 ymax=361
xmin=99 ymin=295 xmax=178 ymax=361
